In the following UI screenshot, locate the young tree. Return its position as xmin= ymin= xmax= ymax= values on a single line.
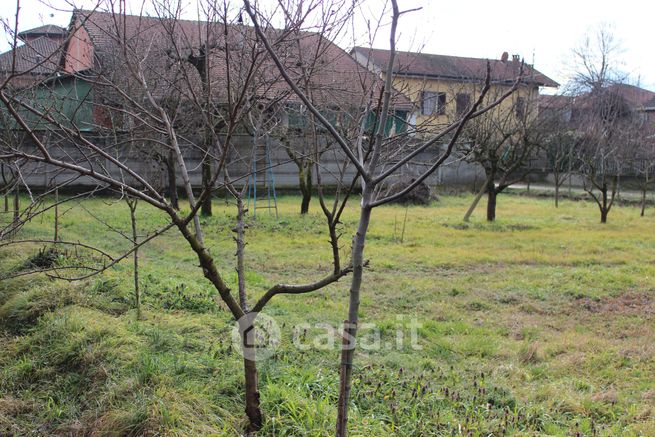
xmin=634 ymin=139 xmax=655 ymax=216
xmin=0 ymin=1 xmax=358 ymax=431
xmin=539 ymin=95 xmax=578 ymax=207
xmin=243 ymin=1 xmax=522 ymax=434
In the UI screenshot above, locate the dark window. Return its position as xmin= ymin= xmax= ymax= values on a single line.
xmin=514 ymin=97 xmax=526 ymax=118
xmin=421 ymin=91 xmax=446 ymax=116
xmin=436 ymin=93 xmax=446 ymax=115
xmin=456 ymin=93 xmax=471 ymax=116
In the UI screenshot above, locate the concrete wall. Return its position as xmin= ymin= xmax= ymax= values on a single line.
xmin=15 ymin=133 xmax=485 ymax=193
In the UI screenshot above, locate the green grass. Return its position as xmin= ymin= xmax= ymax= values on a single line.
xmin=1 ymin=193 xmax=654 ymax=435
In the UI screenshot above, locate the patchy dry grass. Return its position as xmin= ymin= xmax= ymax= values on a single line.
xmin=1 ymin=193 xmax=654 ymax=435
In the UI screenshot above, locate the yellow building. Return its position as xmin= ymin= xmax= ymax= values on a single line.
xmin=351 ymin=48 xmax=558 ymax=134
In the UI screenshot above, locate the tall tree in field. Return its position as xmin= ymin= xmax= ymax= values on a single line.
xmin=568 ymin=26 xmax=638 ymax=223
xmin=0 ymin=1 xmax=362 ymax=431
xmin=574 ymin=87 xmax=641 ymax=223
xmin=243 ymin=0 xmax=522 ymax=434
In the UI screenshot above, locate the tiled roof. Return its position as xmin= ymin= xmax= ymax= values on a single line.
xmin=352 ymin=47 xmax=559 ymax=88
xmin=605 ymin=83 xmax=655 ymax=108
xmin=0 ymin=36 xmax=61 ymax=76
xmin=18 ymin=25 xmax=67 ymax=39
xmin=70 ymin=9 xmax=413 ymax=110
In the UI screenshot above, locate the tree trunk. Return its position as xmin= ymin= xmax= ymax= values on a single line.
xmin=641 ymin=173 xmax=648 ymax=217
xmin=299 ymin=163 xmax=312 ymax=214
xmin=555 ymin=182 xmax=560 ymax=208
xmin=12 ymin=185 xmax=19 ymax=222
xmin=235 ymin=197 xmax=248 ymax=310
xmin=167 ymin=150 xmax=179 ymax=210
xmin=128 ymin=199 xmax=140 ymax=317
xmin=300 ymin=192 xmax=311 ymax=215
xmin=201 ymin=151 xmax=212 ymax=216
xmin=194 ymin=55 xmax=213 ymax=218
xmin=243 ymin=357 xmax=263 ymax=432
xmin=463 ymin=177 xmax=488 ymax=222
xmin=54 ymin=188 xmax=59 ymax=242
xmin=486 ymin=179 xmax=497 ymax=222
xmin=600 ymin=186 xmax=608 ymax=224
xmin=159 ymin=108 xmax=204 ymax=244
xmin=336 ymin=195 xmax=373 ymax=437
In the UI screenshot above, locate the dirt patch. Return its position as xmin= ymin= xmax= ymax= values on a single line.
xmin=591 ymin=389 xmax=618 ymax=404
xmin=0 ymin=396 xmax=33 ymax=416
xmin=580 ymin=292 xmax=655 ymax=317
xmin=442 ymin=223 xmax=537 ymax=232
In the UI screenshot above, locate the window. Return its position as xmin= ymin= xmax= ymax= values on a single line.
xmin=456 ymin=93 xmax=471 ymax=116
xmin=421 ymin=91 xmax=446 ymax=116
xmin=514 ymin=97 xmax=526 ymax=119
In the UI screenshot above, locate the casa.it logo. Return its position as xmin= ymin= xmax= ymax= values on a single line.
xmin=231 ymin=312 xmax=281 ymax=362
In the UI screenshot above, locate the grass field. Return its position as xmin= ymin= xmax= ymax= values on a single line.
xmin=1 ymin=193 xmax=654 ymax=435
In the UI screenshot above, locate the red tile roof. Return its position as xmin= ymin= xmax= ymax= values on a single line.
xmin=69 ymin=10 xmax=412 ymax=110
xmin=0 ymin=36 xmax=62 ymax=77
xmin=605 ymin=83 xmax=655 ymax=108
xmin=18 ymin=25 xmax=67 ymax=40
xmin=352 ymin=47 xmax=559 ymax=88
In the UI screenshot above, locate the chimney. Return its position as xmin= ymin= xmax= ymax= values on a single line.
xmin=501 ymin=52 xmax=509 ymax=63
xmin=512 ymin=54 xmax=520 ymax=63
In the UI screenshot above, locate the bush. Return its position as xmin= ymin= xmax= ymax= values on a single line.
xmin=19 ymin=247 xmax=63 ymax=271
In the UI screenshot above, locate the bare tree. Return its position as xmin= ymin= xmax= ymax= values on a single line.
xmin=539 ymin=95 xmax=579 ymax=207
xmin=566 ymin=26 xmax=641 ymax=223
xmin=634 ymin=138 xmax=655 ymax=216
xmin=243 ymin=1 xmax=522 ymax=434
xmin=0 ymin=1 xmax=361 ymax=431
xmin=459 ymin=89 xmax=541 ymax=221
xmin=574 ymin=87 xmax=639 ymax=223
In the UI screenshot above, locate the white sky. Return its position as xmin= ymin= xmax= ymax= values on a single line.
xmin=2 ymin=0 xmax=654 ymax=92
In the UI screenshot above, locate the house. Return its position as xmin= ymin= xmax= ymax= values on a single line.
xmin=605 ymin=84 xmax=655 ymax=139
xmin=642 ymin=95 xmax=655 ymax=138
xmin=351 ymin=47 xmax=558 ymax=134
xmin=538 ymin=83 xmax=655 ymax=185
xmin=1 ymin=10 xmax=413 ymax=132
xmin=0 ymin=25 xmax=67 ymax=88
xmin=0 ymin=9 xmax=413 ymax=191
xmin=539 ymin=83 xmax=655 ymax=136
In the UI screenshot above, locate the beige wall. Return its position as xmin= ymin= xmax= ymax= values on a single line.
xmin=388 ymin=74 xmax=539 ymax=134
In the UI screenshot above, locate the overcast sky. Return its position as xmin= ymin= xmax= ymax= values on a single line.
xmin=2 ymin=0 xmax=653 ymax=92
